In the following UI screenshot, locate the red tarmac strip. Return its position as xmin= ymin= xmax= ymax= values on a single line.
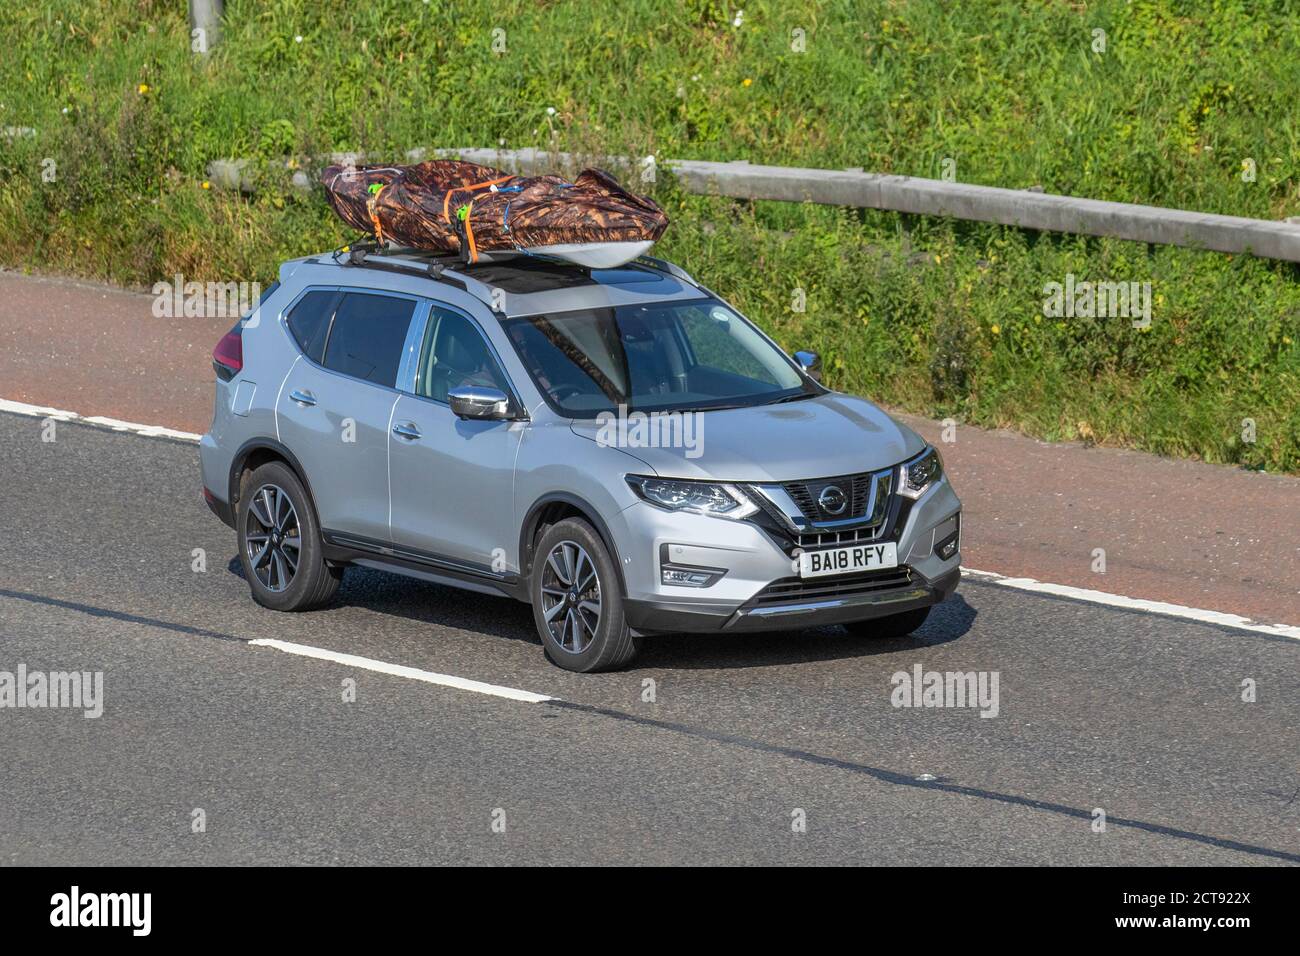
xmin=0 ymin=271 xmax=230 ymax=435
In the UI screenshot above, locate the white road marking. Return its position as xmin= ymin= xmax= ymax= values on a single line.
xmin=3 ymin=396 xmax=1297 ymax=642
xmin=962 ymin=567 xmax=1300 ymax=640
xmin=0 ymin=398 xmax=202 ymax=441
xmin=249 ymin=638 xmax=556 ymax=703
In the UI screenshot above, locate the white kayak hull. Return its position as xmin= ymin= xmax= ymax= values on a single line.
xmin=475 ymin=240 xmax=655 ymax=269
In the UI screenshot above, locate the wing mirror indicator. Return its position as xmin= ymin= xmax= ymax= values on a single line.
xmin=794 ymin=350 xmax=821 ymax=382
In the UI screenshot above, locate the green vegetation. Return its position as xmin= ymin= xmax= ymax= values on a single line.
xmin=1 ymin=0 xmax=1298 ymax=469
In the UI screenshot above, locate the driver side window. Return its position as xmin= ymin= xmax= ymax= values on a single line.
xmin=417 ymin=307 xmax=510 ymax=403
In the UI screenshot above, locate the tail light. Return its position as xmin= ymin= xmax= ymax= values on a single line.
xmin=213 ymin=324 xmax=243 ymax=381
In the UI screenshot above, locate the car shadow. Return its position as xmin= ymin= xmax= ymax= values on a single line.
xmin=229 ymin=556 xmax=542 ymax=646
xmin=633 ymin=593 xmax=977 ymax=671
xmin=227 ymin=557 xmax=977 ymax=668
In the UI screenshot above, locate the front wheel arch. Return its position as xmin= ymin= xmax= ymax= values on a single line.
xmin=518 ymin=492 xmax=628 ymax=601
xmin=529 ymin=517 xmax=641 ymax=671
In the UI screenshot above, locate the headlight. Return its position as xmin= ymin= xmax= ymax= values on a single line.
xmin=625 ymin=476 xmax=758 ymax=520
xmin=899 ymin=446 xmax=943 ymax=499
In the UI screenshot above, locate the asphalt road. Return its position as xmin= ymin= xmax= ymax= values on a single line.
xmin=1 ymin=411 xmax=1297 ymax=865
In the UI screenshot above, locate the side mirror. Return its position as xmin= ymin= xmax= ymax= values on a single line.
xmin=794 ymin=350 xmax=822 ymax=383
xmin=448 ymin=385 xmax=512 ymax=420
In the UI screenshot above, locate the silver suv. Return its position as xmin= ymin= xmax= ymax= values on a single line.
xmin=201 ymin=248 xmax=962 ymax=671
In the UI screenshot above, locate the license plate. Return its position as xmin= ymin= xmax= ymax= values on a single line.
xmin=799 ymin=542 xmax=898 ymax=578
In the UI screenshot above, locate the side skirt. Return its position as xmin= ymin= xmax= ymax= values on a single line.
xmin=321 ymin=529 xmax=529 ymax=602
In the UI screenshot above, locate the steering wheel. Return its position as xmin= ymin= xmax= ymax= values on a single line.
xmin=549 ymin=383 xmax=585 ymax=402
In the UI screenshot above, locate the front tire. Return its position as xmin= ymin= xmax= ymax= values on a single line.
xmin=530 ymin=518 xmax=640 ymax=672
xmin=237 ymin=461 xmax=342 ymax=612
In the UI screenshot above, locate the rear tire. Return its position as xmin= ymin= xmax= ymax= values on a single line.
xmin=237 ymin=461 xmax=342 ymax=612
xmin=845 ymin=606 xmax=930 ymax=638
xmin=530 ymin=518 xmax=640 ymax=672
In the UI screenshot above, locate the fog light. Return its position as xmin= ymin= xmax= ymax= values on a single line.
xmin=658 ymin=545 xmax=727 ymax=588
xmin=935 ymin=531 xmax=959 ymax=560
xmin=662 ymin=567 xmax=715 ymax=587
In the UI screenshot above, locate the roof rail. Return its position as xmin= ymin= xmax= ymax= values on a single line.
xmin=324 ymin=242 xmax=502 ymax=313
xmin=635 ymin=255 xmax=699 ymax=289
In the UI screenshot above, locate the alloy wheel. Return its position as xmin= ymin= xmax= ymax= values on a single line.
xmin=539 ymin=540 xmax=602 ymax=654
xmin=244 ymin=484 xmax=301 ymax=593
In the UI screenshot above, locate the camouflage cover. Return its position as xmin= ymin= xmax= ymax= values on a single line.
xmin=321 ymin=159 xmax=669 ymax=263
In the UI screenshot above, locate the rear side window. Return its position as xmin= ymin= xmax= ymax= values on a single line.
xmin=286 ymin=290 xmax=337 ymax=363
xmin=323 ymin=293 xmax=416 ymax=388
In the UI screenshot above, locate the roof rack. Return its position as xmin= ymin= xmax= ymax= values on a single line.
xmin=315 ymin=242 xmax=698 ymax=314
xmin=325 ymin=241 xmax=502 ymax=312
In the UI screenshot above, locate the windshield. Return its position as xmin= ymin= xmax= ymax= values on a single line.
xmin=501 ymin=298 xmax=816 ymax=417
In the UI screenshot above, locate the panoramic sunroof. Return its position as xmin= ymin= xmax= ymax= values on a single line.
xmin=458 ymin=258 xmax=599 ymax=292
xmin=458 ymin=258 xmax=667 ymax=293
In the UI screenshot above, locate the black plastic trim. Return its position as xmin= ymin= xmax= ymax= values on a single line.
xmin=321 ymin=529 xmax=527 ymax=600
xmin=227 ymin=437 xmax=322 ymax=523
xmin=204 ymin=489 xmax=235 ymax=529
xmin=518 ymin=492 xmax=629 ymax=599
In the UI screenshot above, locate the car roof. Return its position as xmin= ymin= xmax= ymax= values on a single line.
xmin=285 ymin=249 xmax=706 ymax=318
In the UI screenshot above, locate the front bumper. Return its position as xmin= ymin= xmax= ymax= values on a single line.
xmin=625 ymin=564 xmax=959 ymax=633
xmin=609 ymin=475 xmax=963 ymax=635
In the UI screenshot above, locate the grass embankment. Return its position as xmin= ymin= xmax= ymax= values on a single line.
xmin=1 ymin=0 xmax=1297 ymax=469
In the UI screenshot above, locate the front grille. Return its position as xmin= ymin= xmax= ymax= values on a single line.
xmin=781 ymin=468 xmax=893 ymax=525
xmin=796 ymin=524 xmax=884 ymax=551
xmin=746 ymin=567 xmax=914 ymax=607
xmin=784 ymin=472 xmax=877 ymax=519
xmin=746 ymin=467 xmax=898 ymax=554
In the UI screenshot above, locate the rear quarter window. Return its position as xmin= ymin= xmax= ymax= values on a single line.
xmin=285 ymin=290 xmax=338 ymax=363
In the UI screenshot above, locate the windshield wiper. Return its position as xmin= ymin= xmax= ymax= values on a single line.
xmin=632 ymin=393 xmax=814 ymax=414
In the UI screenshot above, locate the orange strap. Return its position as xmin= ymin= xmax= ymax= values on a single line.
xmin=442 ymin=176 xmax=513 ymax=225
xmin=367 ymin=186 xmax=386 ymax=245
xmin=464 ymin=198 xmax=479 ymax=262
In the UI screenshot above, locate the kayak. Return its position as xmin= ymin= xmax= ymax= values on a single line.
xmin=321 ymin=159 xmax=669 ymax=268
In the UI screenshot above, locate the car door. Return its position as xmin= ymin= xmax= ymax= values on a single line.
xmin=388 ymin=303 xmax=525 ymax=575
xmin=276 ymin=288 xmax=421 ymax=545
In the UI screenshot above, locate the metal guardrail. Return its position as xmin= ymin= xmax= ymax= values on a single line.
xmin=207 ymin=146 xmax=1300 ymax=263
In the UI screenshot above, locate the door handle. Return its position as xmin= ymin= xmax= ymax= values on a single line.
xmin=392 ymin=422 xmax=422 ymax=441
xmin=289 ymin=389 xmax=317 ymax=407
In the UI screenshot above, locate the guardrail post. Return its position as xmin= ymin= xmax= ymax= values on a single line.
xmin=189 ymin=0 xmax=224 ymax=56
